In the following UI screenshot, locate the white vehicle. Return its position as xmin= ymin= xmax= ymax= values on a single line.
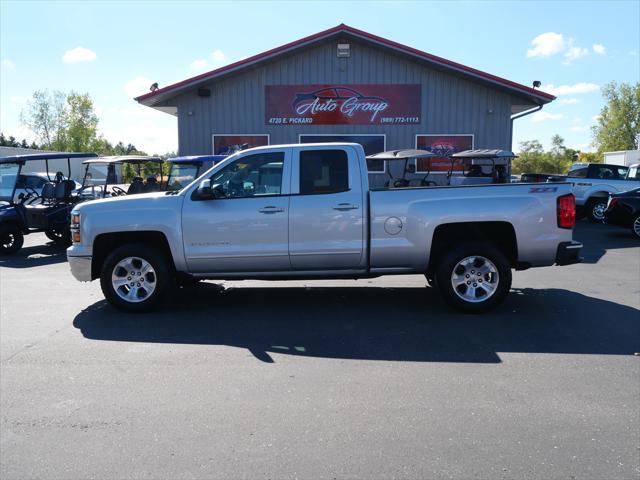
xmin=550 ymin=163 xmax=640 ymax=221
xmin=67 ymin=143 xmax=582 ymax=314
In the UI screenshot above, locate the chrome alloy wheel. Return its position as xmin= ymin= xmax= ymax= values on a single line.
xmin=634 ymin=216 xmax=640 ymax=238
xmin=111 ymin=256 xmax=157 ymax=303
xmin=450 ymin=255 xmax=499 ymax=303
xmin=592 ymin=202 xmax=607 ymax=221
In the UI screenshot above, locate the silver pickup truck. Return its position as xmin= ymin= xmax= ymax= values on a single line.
xmin=67 ymin=143 xmax=582 ymax=313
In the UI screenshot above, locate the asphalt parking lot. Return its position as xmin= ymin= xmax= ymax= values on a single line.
xmin=1 ymin=221 xmax=638 ymax=480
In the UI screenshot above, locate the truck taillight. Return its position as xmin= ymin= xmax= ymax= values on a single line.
xmin=607 ymin=197 xmax=618 ymax=209
xmin=557 ymin=194 xmax=576 ymax=229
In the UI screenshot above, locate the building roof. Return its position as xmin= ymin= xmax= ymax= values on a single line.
xmin=135 ymin=23 xmax=555 ymax=111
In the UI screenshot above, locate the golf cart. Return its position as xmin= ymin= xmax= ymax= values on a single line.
xmin=366 ymin=149 xmax=438 ymax=188
xmin=447 ymin=149 xmax=515 ymax=186
xmin=78 ymin=156 xmax=164 ymax=199
xmin=165 ymin=155 xmax=227 ymax=191
xmin=0 ymin=152 xmax=97 ymax=254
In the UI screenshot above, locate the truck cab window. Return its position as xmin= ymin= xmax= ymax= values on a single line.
xmin=210 ymin=152 xmax=284 ymax=198
xmin=299 ymin=150 xmax=349 ymax=194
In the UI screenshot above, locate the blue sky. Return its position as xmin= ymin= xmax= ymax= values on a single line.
xmin=1 ymin=0 xmax=638 ymax=154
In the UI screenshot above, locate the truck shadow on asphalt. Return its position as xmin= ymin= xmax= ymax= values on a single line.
xmin=574 ymin=221 xmax=638 ymax=264
xmin=73 ymin=284 xmax=639 ymax=364
xmin=0 ymin=243 xmax=68 ymax=268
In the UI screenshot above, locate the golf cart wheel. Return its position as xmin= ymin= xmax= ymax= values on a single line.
xmin=0 ymin=226 xmax=24 ymax=255
xmin=45 ymin=229 xmax=71 ymax=245
xmin=435 ymin=242 xmax=512 ymax=314
xmin=100 ymin=244 xmax=170 ymax=313
xmin=586 ymin=198 xmax=607 ymax=223
xmin=632 ymin=214 xmax=640 ymax=239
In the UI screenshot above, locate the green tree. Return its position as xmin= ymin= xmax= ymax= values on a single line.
xmin=511 ymin=139 xmax=545 ymax=174
xmin=592 ymin=81 xmax=640 ymax=153
xmin=20 ymin=90 xmax=66 ymax=147
xmin=513 ymin=135 xmax=582 ymax=174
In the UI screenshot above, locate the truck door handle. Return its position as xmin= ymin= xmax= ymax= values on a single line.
xmin=258 ymin=206 xmax=284 ymax=213
xmin=333 ymin=203 xmax=359 ymax=211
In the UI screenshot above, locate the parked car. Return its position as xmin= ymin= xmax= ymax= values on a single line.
xmin=604 ymin=187 xmax=640 ymax=239
xmin=67 ymin=143 xmax=582 ymax=314
xmin=0 ymin=152 xmax=97 ymax=253
xmin=548 ymin=163 xmax=640 ymax=222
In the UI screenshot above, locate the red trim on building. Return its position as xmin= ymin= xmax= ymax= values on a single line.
xmin=135 ymin=24 xmax=555 ymax=104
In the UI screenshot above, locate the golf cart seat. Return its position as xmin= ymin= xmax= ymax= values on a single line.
xmin=54 ymin=179 xmax=75 ymax=201
xmin=41 ymin=182 xmax=56 ymax=203
xmin=127 ymin=176 xmax=145 ymax=194
xmin=143 ymin=176 xmax=159 ymax=192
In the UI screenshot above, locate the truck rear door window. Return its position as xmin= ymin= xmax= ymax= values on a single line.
xmin=299 ymin=150 xmax=349 ymax=195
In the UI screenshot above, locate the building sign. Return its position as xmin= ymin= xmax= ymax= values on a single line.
xmin=212 ymin=134 xmax=269 ymax=155
xmin=266 ymin=85 xmax=421 ymax=125
xmin=299 ymin=134 xmax=386 ymax=172
xmin=415 ymin=134 xmax=474 ymax=172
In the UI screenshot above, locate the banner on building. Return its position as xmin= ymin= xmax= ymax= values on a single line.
xmin=212 ymin=134 xmax=269 ymax=155
xmin=266 ymin=85 xmax=421 ymax=125
xmin=415 ymin=134 xmax=474 ymax=172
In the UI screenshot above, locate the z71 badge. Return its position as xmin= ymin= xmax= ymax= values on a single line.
xmin=529 ymin=187 xmax=558 ymax=193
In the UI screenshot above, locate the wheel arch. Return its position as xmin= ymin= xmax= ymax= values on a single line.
xmin=427 ymin=221 xmax=518 ymax=275
xmin=91 ymin=231 xmax=176 ymax=280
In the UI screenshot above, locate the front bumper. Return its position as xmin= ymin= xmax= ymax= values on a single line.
xmin=555 ymin=241 xmax=583 ymax=266
xmin=67 ymin=254 xmax=92 ymax=282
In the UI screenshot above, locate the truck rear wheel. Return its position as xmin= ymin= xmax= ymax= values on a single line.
xmin=100 ymin=244 xmax=170 ymax=313
xmin=0 ymin=226 xmax=24 ymax=255
xmin=435 ymin=242 xmax=512 ymax=313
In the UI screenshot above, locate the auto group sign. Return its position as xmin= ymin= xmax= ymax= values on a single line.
xmin=265 ymin=84 xmax=421 ymax=125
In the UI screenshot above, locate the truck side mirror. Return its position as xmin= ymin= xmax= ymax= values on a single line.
xmin=196 ymin=179 xmax=214 ymax=199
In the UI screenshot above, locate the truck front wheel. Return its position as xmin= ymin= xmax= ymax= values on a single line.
xmin=100 ymin=244 xmax=170 ymax=312
xmin=435 ymin=242 xmax=512 ymax=314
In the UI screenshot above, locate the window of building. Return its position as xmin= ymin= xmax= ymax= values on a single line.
xmin=299 ymin=150 xmax=349 ymax=195
xmin=299 ymin=134 xmax=385 ymax=172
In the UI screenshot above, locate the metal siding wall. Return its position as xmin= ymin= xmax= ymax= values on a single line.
xmin=173 ymin=39 xmax=516 ymax=155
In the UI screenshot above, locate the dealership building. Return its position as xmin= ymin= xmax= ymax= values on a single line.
xmin=136 ymin=24 xmax=555 ymax=183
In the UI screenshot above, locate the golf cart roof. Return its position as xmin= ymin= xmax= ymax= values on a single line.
xmin=452 ymin=149 xmax=517 ymax=159
xmin=0 ymin=152 xmax=97 ymax=165
xmin=167 ymin=155 xmax=227 ymax=164
xmin=82 ymin=155 xmax=163 ymax=165
xmin=366 ymin=149 xmax=436 ymax=160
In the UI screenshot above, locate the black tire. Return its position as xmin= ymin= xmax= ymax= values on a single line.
xmin=0 ymin=225 xmax=24 ymax=255
xmin=586 ymin=198 xmax=608 ymax=223
xmin=100 ymin=244 xmax=170 ymax=313
xmin=631 ymin=214 xmax=640 ymax=239
xmin=435 ymin=242 xmax=512 ymax=314
xmin=45 ymin=229 xmax=71 ymax=245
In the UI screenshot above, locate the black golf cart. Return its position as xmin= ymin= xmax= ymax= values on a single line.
xmin=0 ymin=152 xmax=97 ymax=254
xmin=78 ymin=156 xmax=164 ymax=199
xmin=447 ymin=149 xmax=515 ymax=186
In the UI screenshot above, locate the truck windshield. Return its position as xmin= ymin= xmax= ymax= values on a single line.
xmin=0 ymin=163 xmax=20 ymax=200
xmin=627 ymin=166 xmax=640 ymax=180
xmin=167 ymin=164 xmax=199 ymax=191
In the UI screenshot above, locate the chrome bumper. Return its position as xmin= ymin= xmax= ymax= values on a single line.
xmin=67 ymin=254 xmax=92 ymax=282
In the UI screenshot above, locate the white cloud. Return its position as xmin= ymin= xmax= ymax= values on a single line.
xmin=527 ymin=32 xmax=565 ymax=58
xmin=62 ymin=46 xmax=97 ymax=64
xmin=531 ymin=111 xmax=564 ymax=123
xmin=9 ymin=95 xmax=28 ymax=105
xmin=592 ymin=114 xmax=601 ymax=122
xmin=571 ymin=142 xmax=594 ymax=152
xmin=559 ymin=97 xmax=579 ymax=105
xmin=569 ymin=125 xmax=588 ymax=132
xmin=564 ymin=43 xmax=589 ymax=63
xmin=2 ymin=59 xmax=15 ymax=70
xmin=572 ymin=117 xmax=583 ymax=123
xmin=542 ymin=82 xmax=600 ymax=96
xmin=211 ymin=49 xmax=225 ymax=63
xmin=123 ymin=76 xmax=154 ymax=98
xmin=592 ymin=44 xmax=607 ymax=55
xmin=189 ymin=58 xmax=208 ymax=71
